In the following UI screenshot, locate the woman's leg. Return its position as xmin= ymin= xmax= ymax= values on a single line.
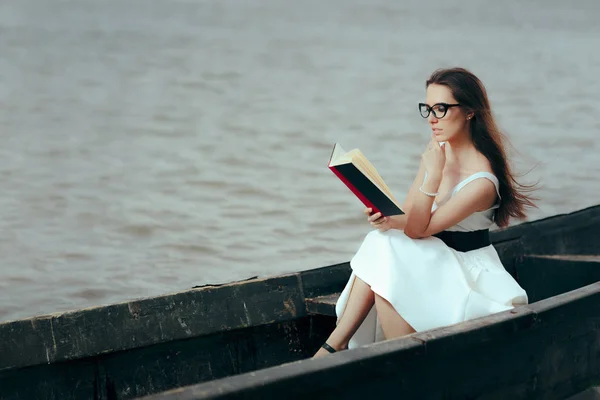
xmin=374 ymin=293 xmax=415 ymax=339
xmin=313 ymin=276 xmax=375 ymax=358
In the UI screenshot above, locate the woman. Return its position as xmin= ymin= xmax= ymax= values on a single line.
xmin=314 ymin=67 xmax=536 ymax=357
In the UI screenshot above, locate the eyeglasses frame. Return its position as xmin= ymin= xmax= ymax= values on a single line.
xmin=418 ymin=102 xmax=461 ymax=119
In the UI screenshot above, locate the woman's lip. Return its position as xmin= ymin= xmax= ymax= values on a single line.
xmin=432 ymin=129 xmax=442 ymax=134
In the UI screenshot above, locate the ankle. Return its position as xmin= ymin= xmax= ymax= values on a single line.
xmin=325 ymin=337 xmax=348 ymax=352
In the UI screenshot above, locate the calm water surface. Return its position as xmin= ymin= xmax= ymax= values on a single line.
xmin=0 ymin=0 xmax=599 ymax=322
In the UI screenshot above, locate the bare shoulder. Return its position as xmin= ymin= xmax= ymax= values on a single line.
xmin=472 ymin=151 xmax=494 ymax=175
xmin=462 ymin=153 xmax=499 ymax=210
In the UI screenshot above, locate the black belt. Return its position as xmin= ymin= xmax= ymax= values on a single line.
xmin=432 ymin=229 xmax=491 ymax=252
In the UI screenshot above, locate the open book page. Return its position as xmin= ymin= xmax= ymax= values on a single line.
xmin=328 ymin=143 xmax=348 ymax=166
xmin=349 ymin=150 xmax=400 ymax=204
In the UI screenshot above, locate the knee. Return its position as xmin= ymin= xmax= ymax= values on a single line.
xmin=354 ymin=275 xmax=372 ymax=289
xmin=374 ymin=293 xmax=391 ymax=306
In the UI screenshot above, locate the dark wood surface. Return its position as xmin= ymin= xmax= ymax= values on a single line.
xmin=305 ymin=293 xmax=339 ymax=317
xmin=138 ymin=282 xmax=600 ymax=400
xmin=518 ymin=255 xmax=600 ymax=303
xmin=298 ymin=262 xmax=350 ymax=299
xmin=0 ymin=274 xmax=306 ymax=372
xmin=0 ymin=318 xmax=336 ymax=400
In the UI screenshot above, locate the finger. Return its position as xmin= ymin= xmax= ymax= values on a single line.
xmin=364 ymin=207 xmax=372 ymax=215
xmin=368 ymin=212 xmax=381 ymax=222
xmin=370 ymin=216 xmax=383 ymax=225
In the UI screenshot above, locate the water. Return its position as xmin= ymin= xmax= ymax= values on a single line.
xmin=0 ymin=0 xmax=599 ymax=322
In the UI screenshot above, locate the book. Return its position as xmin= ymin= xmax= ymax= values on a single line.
xmin=328 ymin=143 xmax=404 ymax=216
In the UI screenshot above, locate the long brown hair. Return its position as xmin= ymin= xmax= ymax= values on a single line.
xmin=426 ymin=67 xmax=537 ymax=227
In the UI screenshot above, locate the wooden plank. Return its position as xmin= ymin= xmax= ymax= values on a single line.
xmin=136 ymin=308 xmax=534 ymax=400
xmin=565 ymin=386 xmax=600 ymax=400
xmin=490 ymin=204 xmax=600 ymax=244
xmin=533 ymin=255 xmax=600 ymax=262
xmin=298 ymin=262 xmax=350 ymax=299
xmin=137 ymin=335 xmax=428 ymax=400
xmin=137 ymin=282 xmax=600 ymax=400
xmin=0 ymin=274 xmax=305 ymax=371
xmin=305 ymin=293 xmax=340 ymax=316
xmin=0 ymin=317 xmax=333 ymax=400
xmin=519 ymin=208 xmax=600 ymax=256
xmin=492 ymin=238 xmax=523 ymax=280
xmin=517 ymin=255 xmax=600 ymax=303
xmin=0 ymin=360 xmax=99 ymax=400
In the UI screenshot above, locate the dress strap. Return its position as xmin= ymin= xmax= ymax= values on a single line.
xmin=453 ymin=172 xmax=501 ymax=208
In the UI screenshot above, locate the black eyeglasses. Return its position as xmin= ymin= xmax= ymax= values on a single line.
xmin=418 ymin=102 xmax=461 ymax=119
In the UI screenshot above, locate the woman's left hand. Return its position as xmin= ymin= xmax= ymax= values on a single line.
xmin=422 ymin=134 xmax=446 ymax=177
xmin=367 ymin=211 xmax=393 ymax=232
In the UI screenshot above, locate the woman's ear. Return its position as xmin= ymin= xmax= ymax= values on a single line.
xmin=466 ymin=111 xmax=474 ymax=120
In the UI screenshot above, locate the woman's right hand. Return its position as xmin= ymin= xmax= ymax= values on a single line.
xmin=364 ymin=208 xmax=393 ymax=231
xmin=421 ymin=135 xmax=446 ymax=179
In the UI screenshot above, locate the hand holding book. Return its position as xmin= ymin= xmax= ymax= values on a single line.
xmin=365 ymin=207 xmax=392 ymax=231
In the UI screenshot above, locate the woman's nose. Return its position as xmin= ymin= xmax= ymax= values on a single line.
xmin=428 ymin=113 xmax=438 ymax=123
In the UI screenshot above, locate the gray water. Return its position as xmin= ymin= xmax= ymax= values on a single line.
xmin=1 ymin=0 xmax=599 ymax=323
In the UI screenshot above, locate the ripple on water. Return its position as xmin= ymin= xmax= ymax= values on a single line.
xmin=118 ymin=224 xmax=161 ymax=237
xmin=156 ymin=243 xmax=220 ymax=255
xmin=1 ymin=0 xmax=599 ymax=323
xmin=71 ymin=288 xmax=115 ymax=301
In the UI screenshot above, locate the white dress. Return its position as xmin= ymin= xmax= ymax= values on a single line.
xmin=335 ymin=172 xmax=528 ymax=349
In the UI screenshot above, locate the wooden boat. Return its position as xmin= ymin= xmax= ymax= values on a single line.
xmin=1 ymin=205 xmax=599 ymax=400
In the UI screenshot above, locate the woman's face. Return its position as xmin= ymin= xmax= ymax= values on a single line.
xmin=421 ymin=83 xmax=470 ymax=142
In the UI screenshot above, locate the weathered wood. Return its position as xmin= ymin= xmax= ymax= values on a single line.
xmin=298 ymin=262 xmax=350 ymax=299
xmin=0 ymin=274 xmax=305 ymax=372
xmin=305 ymin=293 xmax=339 ymax=317
xmin=520 ymin=205 xmax=599 ymax=256
xmin=535 ymin=255 xmax=600 ymax=262
xmin=0 ymin=317 xmax=335 ymax=400
xmin=492 ymin=237 xmax=523 ymax=280
xmin=0 ymin=360 xmax=99 ymax=400
xmin=490 ymin=203 xmax=600 ymax=282
xmin=518 ymin=255 xmax=600 ymax=303
xmin=490 ymin=204 xmax=600 ymax=246
xmin=566 ymin=386 xmax=600 ymax=400
xmin=137 ymin=334 xmax=429 ymax=400
xmin=137 ymin=283 xmax=600 ymax=400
